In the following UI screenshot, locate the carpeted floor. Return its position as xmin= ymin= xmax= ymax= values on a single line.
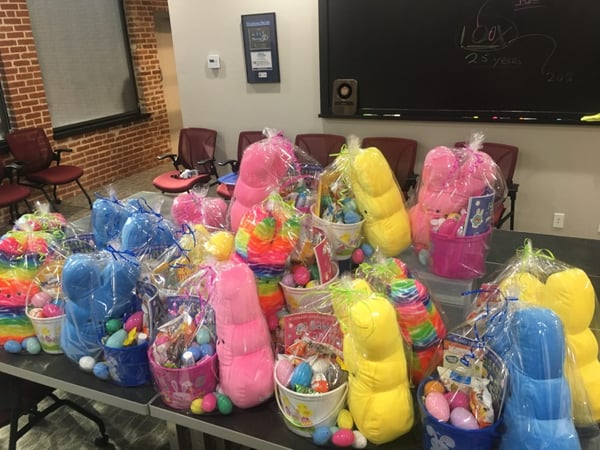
xmin=0 ymin=164 xmax=197 ymax=450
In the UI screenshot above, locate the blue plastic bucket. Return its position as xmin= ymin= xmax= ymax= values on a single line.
xmin=103 ymin=341 xmax=150 ymax=387
xmin=417 ymin=376 xmax=501 ymax=450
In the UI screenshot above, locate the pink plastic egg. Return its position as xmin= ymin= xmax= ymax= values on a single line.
xmin=351 ymin=248 xmax=365 ymax=264
xmin=31 ymin=291 xmax=52 ymax=308
xmin=445 ymin=390 xmax=470 ymax=410
xmin=450 ymin=407 xmax=479 ymax=430
xmin=275 ymin=358 xmax=295 ymax=387
xmin=425 ymin=392 xmax=450 ymax=422
xmin=331 ymin=428 xmax=354 ymax=447
xmin=292 ymin=265 xmax=311 ymax=286
xmin=201 ymin=392 xmax=217 ymax=413
xmin=41 ymin=303 xmax=63 ymax=318
xmin=124 ymin=311 xmax=143 ymax=332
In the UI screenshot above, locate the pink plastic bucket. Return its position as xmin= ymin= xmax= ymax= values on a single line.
xmin=429 ymin=229 xmax=492 ymax=279
xmin=148 ymin=350 xmax=219 ymax=410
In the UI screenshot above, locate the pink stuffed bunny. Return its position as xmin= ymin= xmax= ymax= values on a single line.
xmin=229 ymin=133 xmax=296 ymax=232
xmin=212 ymin=261 xmax=274 ymax=408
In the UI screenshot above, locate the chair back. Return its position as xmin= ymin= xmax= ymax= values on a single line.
xmin=362 ymin=136 xmax=418 ymax=196
xmin=177 ymin=127 xmax=218 ymax=175
xmin=454 ymin=141 xmax=518 ymax=185
xmin=6 ymin=128 xmax=55 ymax=173
xmin=294 ymin=133 xmax=346 ymax=168
xmin=238 ymin=131 xmax=266 ymax=160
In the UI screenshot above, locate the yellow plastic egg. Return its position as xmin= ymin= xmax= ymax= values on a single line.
xmin=190 ymin=397 xmax=204 ymax=415
xmin=337 ymin=408 xmax=354 ymax=429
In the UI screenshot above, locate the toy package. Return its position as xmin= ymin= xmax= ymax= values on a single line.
xmin=408 ymin=132 xmax=506 ymax=279
xmin=170 ymin=186 xmax=228 ymax=230
xmin=228 ymin=128 xmax=320 ymax=232
xmin=234 ymin=192 xmax=302 ymax=330
xmin=471 ymin=239 xmax=600 ymax=448
xmin=331 ymin=275 xmax=414 ymax=445
xmin=347 ymin=135 xmax=412 ymax=257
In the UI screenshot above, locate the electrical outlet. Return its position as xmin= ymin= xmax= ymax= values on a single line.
xmin=553 ymin=212 xmax=565 ymax=229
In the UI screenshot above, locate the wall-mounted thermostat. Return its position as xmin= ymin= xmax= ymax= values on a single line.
xmin=207 ymin=54 xmax=220 ymax=69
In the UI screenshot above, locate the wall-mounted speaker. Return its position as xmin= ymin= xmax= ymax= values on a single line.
xmin=332 ymin=79 xmax=358 ymax=115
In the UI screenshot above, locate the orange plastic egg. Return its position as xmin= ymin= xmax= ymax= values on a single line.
xmin=424 ymin=380 xmax=446 ymax=395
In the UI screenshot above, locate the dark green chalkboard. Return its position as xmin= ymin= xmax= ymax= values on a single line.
xmin=319 ymin=0 xmax=600 ymax=124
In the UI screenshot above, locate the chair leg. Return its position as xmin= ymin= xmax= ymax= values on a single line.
xmin=9 ymin=407 xmax=20 ymax=450
xmin=38 ymin=186 xmax=60 ymax=212
xmin=75 ymin=179 xmax=93 ymax=209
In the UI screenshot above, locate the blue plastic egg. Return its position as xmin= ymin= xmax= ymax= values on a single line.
xmin=290 ymin=362 xmax=312 ymax=388
xmin=24 ymin=337 xmax=41 ymax=355
xmin=199 ymin=343 xmax=215 ymax=357
xmin=312 ymin=426 xmax=332 ymax=446
xmin=4 ymin=340 xmax=21 ymax=354
xmin=188 ymin=344 xmax=203 ymax=361
xmin=93 ymin=362 xmax=111 ymax=380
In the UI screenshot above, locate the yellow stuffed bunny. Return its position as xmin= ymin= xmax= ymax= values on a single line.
xmin=343 ymin=283 xmax=414 ymax=444
xmin=349 ymin=145 xmax=411 ymax=257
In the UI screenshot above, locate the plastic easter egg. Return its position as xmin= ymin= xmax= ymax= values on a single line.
xmin=24 ymin=337 xmax=41 ymax=354
xmin=190 ymin=397 xmax=204 ymax=415
xmin=424 ymin=379 xmax=446 ymax=395
xmin=313 ymin=426 xmax=332 ymax=446
xmin=311 ymin=372 xmax=329 ymax=393
xmin=290 ymin=361 xmax=312 ymax=388
xmin=201 ymin=393 xmax=217 ymax=413
xmin=199 ymin=343 xmax=215 ymax=357
xmin=188 ymin=344 xmax=203 ymax=362
xmin=4 ymin=340 xmax=21 ymax=354
xmin=124 ymin=311 xmax=143 ymax=332
xmin=351 ymin=248 xmax=364 ymax=264
xmin=79 ymin=355 xmax=96 ymax=372
xmin=425 ymin=392 xmax=450 ymax=422
xmin=305 ymin=280 xmax=318 ymax=288
xmin=21 ymin=337 xmax=36 ymax=350
xmin=42 ymin=303 xmax=63 ymax=318
xmin=104 ymin=328 xmax=127 ymax=348
xmin=105 ymin=318 xmax=122 ymax=334
xmin=360 ymin=243 xmax=374 ymax=258
xmin=281 ymin=273 xmax=296 ymax=287
xmin=337 ymin=408 xmax=354 ymax=430
xmin=309 ymin=264 xmax=320 ymax=282
xmin=31 ymin=291 xmax=52 ymax=308
xmin=450 ymin=406 xmax=479 ymax=430
xmin=445 ymin=390 xmax=470 ymax=410
xmin=331 ymin=428 xmax=355 ymax=447
xmin=216 ymin=393 xmax=233 ymax=415
xmin=28 ymin=307 xmax=44 ymax=318
xmin=276 ymin=358 xmax=295 ymax=387
xmin=195 ymin=326 xmax=211 ymax=345
xmin=93 ymin=362 xmax=111 ymax=380
xmin=292 ymin=265 xmax=311 ymax=286
xmin=351 ymin=430 xmax=367 ymax=448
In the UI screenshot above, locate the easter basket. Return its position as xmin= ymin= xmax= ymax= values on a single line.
xmin=417 ymin=344 xmax=507 ymax=450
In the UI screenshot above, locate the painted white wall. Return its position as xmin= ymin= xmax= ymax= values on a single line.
xmin=168 ymin=1 xmax=600 ymax=240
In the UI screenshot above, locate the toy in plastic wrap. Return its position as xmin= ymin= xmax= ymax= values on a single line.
xmin=347 ymin=135 xmax=411 ymax=257
xmin=408 ymin=133 xmax=505 ymax=278
xmin=170 ymin=187 xmax=228 ymax=229
xmin=234 ymin=193 xmax=301 ymax=329
xmin=60 ymin=248 xmax=141 ymax=362
xmin=333 ymin=278 xmax=413 ymax=444
xmin=491 ymin=240 xmax=600 ymax=425
xmin=211 ymin=260 xmax=274 ymax=408
xmin=228 ymin=129 xmax=296 ymax=232
xmin=495 ymin=306 xmax=581 ymax=450
xmin=91 ymin=193 xmax=135 ymax=249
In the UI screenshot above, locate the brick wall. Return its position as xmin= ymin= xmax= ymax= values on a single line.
xmin=0 ymin=0 xmax=171 ymax=223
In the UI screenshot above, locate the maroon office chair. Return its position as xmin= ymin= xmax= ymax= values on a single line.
xmin=216 ymin=130 xmax=266 ymax=200
xmin=361 ymin=136 xmax=418 ymax=200
xmin=6 ymin=128 xmax=92 ymax=210
xmin=152 ymin=127 xmax=219 ymax=194
xmin=0 ymin=373 xmax=109 ymax=450
xmin=454 ymin=141 xmax=519 ymax=230
xmin=0 ymin=161 xmax=32 ymax=222
xmin=294 ymin=133 xmax=346 ymax=168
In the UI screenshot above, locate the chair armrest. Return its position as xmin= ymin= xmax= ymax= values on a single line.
xmin=156 ymin=153 xmax=178 ymax=170
xmin=3 ymin=162 xmax=23 ymax=181
xmin=507 ymin=182 xmax=519 ymax=201
xmin=217 ymin=159 xmax=238 ymax=172
xmin=54 ymin=147 xmax=73 ymax=165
